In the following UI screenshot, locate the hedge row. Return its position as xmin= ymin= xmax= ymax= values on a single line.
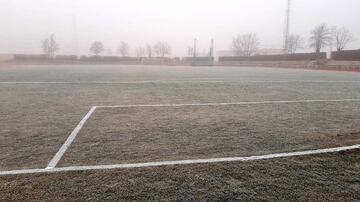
xmin=12 ymin=50 xmax=360 ymax=62
xmin=182 ymin=56 xmax=214 ymax=62
xmin=14 ymin=54 xmax=49 ymax=60
xmin=13 ymin=55 xmax=212 ymax=63
xmin=79 ymin=56 xmax=139 ymax=62
xmin=219 ymin=52 xmax=326 ymax=62
xmin=331 ymin=50 xmax=360 ymax=61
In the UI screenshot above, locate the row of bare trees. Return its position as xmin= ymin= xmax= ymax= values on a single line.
xmin=41 ymin=36 xmax=171 ymax=58
xmin=309 ymin=24 xmax=354 ymax=53
xmin=284 ymin=24 xmax=353 ymax=54
xmin=232 ymin=23 xmax=355 ymax=56
xmin=88 ymin=41 xmax=171 ymax=57
xmin=42 ymin=24 xmax=354 ymax=58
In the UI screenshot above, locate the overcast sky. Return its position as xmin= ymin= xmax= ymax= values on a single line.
xmin=0 ymin=0 xmax=359 ymax=56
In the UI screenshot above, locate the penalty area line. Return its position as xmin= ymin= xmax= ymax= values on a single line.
xmin=1 ymin=144 xmax=360 ymax=176
xmin=96 ymin=98 xmax=360 ymax=108
xmin=0 ymin=78 xmax=226 ymax=85
xmin=46 ymin=106 xmax=97 ymax=169
xmin=1 ymin=80 xmax=360 ymax=85
xmin=38 ymin=98 xmax=360 ymax=170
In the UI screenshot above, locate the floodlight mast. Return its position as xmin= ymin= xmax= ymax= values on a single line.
xmin=283 ymin=0 xmax=291 ymax=53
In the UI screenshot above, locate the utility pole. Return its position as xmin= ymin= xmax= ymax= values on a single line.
xmin=283 ymin=0 xmax=291 ymax=53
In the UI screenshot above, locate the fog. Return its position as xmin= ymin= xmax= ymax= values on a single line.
xmin=1 ymin=0 xmax=359 ymax=56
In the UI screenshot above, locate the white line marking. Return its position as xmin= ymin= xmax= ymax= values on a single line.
xmin=0 ymin=80 xmax=216 ymax=84
xmin=1 ymin=144 xmax=359 ymax=176
xmin=96 ymin=98 xmax=360 ymax=108
xmin=0 ymin=168 xmax=47 ymax=176
xmin=46 ymin=107 xmax=97 ymax=169
xmin=43 ymin=98 xmax=360 ymax=170
xmin=0 ymin=78 xmax=224 ymax=84
xmin=14 ymin=99 xmax=360 ymax=175
xmin=1 ymin=80 xmax=360 ymax=84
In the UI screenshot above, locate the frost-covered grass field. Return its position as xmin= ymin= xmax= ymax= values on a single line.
xmin=1 ymin=65 xmax=360 ymax=201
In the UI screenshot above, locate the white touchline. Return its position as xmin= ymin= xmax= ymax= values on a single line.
xmin=1 ymin=80 xmax=360 ymax=84
xmin=0 ymin=80 xmax=223 ymax=84
xmin=96 ymin=98 xmax=360 ymax=108
xmin=1 ymin=144 xmax=360 ymax=176
xmin=45 ymin=98 xmax=360 ymax=170
xmin=46 ymin=106 xmax=97 ymax=169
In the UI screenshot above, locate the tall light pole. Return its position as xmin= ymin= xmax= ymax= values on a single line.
xmin=283 ymin=0 xmax=291 ymax=53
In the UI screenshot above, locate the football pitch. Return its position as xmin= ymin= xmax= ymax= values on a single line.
xmin=1 ymin=65 xmax=360 ymax=201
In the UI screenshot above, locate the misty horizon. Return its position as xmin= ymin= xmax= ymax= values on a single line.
xmin=1 ymin=0 xmax=359 ymax=56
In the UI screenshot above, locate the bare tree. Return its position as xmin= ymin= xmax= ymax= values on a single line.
xmin=309 ymin=23 xmax=333 ymax=53
xmin=333 ymin=27 xmax=354 ymax=51
xmin=232 ymin=33 xmax=259 ymax=56
xmin=153 ymin=41 xmax=172 ymax=57
xmin=42 ymin=34 xmax=59 ymax=58
xmin=89 ymin=41 xmax=104 ymax=56
xmin=117 ymin=42 xmax=129 ymax=56
xmin=285 ymin=34 xmax=304 ymax=54
xmin=145 ymin=44 xmax=152 ymax=58
xmin=135 ymin=46 xmax=146 ymax=58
